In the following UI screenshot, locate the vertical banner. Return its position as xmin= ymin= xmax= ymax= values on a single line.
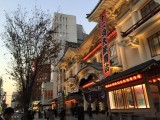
xmin=99 ymin=10 xmax=110 ymax=77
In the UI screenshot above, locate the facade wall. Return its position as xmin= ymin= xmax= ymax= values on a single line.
xmin=51 ymin=0 xmax=160 ymax=118
xmin=116 ymin=0 xmax=160 ymax=69
xmin=41 ymin=82 xmax=53 ymax=104
xmin=85 ymin=0 xmax=160 ymax=119
xmin=53 ymin=12 xmax=77 ymax=43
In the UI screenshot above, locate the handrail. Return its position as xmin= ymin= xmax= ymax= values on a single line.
xmin=122 ymin=5 xmax=160 ymax=37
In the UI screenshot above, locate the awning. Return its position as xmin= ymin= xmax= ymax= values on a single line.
xmin=77 ymin=62 xmax=102 ymax=76
xmin=66 ymin=91 xmax=83 ymax=102
xmin=40 ymin=104 xmax=52 ymax=106
xmin=79 ymin=73 xmax=99 ymax=87
xmin=95 ymin=59 xmax=160 ymax=86
xmin=84 ymin=90 xmax=106 ymax=103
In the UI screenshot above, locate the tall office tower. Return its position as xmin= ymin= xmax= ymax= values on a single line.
xmin=52 ymin=13 xmax=87 ymax=56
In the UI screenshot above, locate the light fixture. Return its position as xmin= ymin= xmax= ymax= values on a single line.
xmin=105 ymin=74 xmax=143 ymax=88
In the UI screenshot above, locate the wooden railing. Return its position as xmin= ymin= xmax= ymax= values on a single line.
xmin=122 ymin=5 xmax=160 ymax=37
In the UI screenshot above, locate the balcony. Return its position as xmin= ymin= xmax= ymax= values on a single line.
xmin=65 ymin=60 xmax=77 ymax=71
xmin=65 ymin=74 xmax=76 ymax=82
xmin=122 ymin=5 xmax=160 ymax=37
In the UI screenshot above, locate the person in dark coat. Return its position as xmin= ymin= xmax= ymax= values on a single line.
xmin=77 ymin=103 xmax=84 ymax=120
xmin=0 ymin=107 xmax=14 ymax=120
xmin=53 ymin=107 xmax=57 ymax=118
xmin=45 ymin=109 xmax=50 ymax=120
xmin=38 ymin=110 xmax=41 ymax=118
xmin=60 ymin=108 xmax=65 ymax=120
xmin=73 ymin=103 xmax=78 ymax=118
xmin=70 ymin=105 xmax=74 ymax=116
xmin=87 ymin=105 xmax=93 ymax=119
xmin=27 ymin=109 xmax=34 ymax=120
xmin=96 ymin=105 xmax=99 ymax=114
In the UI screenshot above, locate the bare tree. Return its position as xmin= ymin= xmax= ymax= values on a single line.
xmin=1 ymin=7 xmax=60 ymax=119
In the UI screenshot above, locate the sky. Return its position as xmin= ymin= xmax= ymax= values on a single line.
xmin=0 ymin=0 xmax=98 ymax=106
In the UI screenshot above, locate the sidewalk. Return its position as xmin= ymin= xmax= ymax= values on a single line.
xmin=34 ymin=113 xmax=109 ymax=120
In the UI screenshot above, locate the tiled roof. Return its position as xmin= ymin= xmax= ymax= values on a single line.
xmin=95 ymin=59 xmax=160 ymax=86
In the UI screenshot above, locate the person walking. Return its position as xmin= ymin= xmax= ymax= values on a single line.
xmin=45 ymin=109 xmax=50 ymax=120
xmin=27 ymin=109 xmax=34 ymax=120
xmin=60 ymin=108 xmax=65 ymax=120
xmin=0 ymin=107 xmax=14 ymax=120
xmin=53 ymin=107 xmax=57 ymax=118
xmin=73 ymin=103 xmax=78 ymax=118
xmin=48 ymin=108 xmax=55 ymax=120
xmin=77 ymin=103 xmax=84 ymax=120
xmin=87 ymin=105 xmax=93 ymax=120
xmin=70 ymin=105 xmax=74 ymax=116
xmin=38 ymin=109 xmax=41 ymax=118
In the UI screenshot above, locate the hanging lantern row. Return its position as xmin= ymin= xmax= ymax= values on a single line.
xmin=82 ymin=79 xmax=100 ymax=89
xmin=65 ymin=99 xmax=76 ymax=103
xmin=105 ymin=74 xmax=143 ymax=88
xmin=149 ymin=77 xmax=160 ymax=83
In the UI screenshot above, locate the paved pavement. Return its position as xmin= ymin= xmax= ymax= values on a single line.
xmin=34 ymin=113 xmax=109 ymax=120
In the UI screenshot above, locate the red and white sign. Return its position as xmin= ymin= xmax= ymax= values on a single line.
xmin=99 ymin=10 xmax=110 ymax=77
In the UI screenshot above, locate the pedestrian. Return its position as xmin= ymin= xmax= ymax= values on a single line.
xmin=70 ymin=105 xmax=74 ymax=116
xmin=73 ymin=103 xmax=78 ymax=118
xmin=60 ymin=108 xmax=65 ymax=120
xmin=0 ymin=107 xmax=14 ymax=120
xmin=53 ymin=107 xmax=57 ymax=118
xmin=44 ymin=109 xmax=46 ymax=118
xmin=38 ymin=109 xmax=41 ymax=118
xmin=27 ymin=109 xmax=34 ymax=120
xmin=77 ymin=103 xmax=84 ymax=120
xmin=45 ymin=109 xmax=50 ymax=120
xmin=48 ymin=108 xmax=55 ymax=120
xmin=87 ymin=105 xmax=93 ymax=119
xmin=96 ymin=105 xmax=99 ymax=114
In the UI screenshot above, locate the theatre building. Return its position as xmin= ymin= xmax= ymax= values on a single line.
xmin=56 ymin=27 xmax=107 ymax=113
xmin=86 ymin=0 xmax=160 ymax=119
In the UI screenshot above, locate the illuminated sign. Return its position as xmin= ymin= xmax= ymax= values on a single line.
xmin=100 ymin=10 xmax=110 ymax=77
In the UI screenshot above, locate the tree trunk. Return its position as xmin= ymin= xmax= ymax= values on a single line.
xmin=22 ymin=87 xmax=32 ymax=120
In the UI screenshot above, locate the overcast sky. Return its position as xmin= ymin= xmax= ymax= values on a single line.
xmin=0 ymin=0 xmax=99 ymax=106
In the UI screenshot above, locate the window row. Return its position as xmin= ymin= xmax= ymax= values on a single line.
xmin=44 ymin=90 xmax=53 ymax=99
xmin=148 ymin=31 xmax=160 ymax=57
xmin=141 ymin=0 xmax=159 ymax=18
xmin=109 ymin=84 xmax=150 ymax=109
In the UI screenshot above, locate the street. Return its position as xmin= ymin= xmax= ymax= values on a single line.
xmin=33 ymin=113 xmax=109 ymax=120
xmin=12 ymin=112 xmax=23 ymax=120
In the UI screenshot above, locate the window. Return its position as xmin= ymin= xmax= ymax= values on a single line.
xmin=115 ymin=89 xmax=124 ymax=109
xmin=109 ymin=45 xmax=117 ymax=58
xmin=124 ymin=87 xmax=135 ymax=108
xmin=141 ymin=0 xmax=159 ymax=17
xmin=109 ymin=84 xmax=150 ymax=109
xmin=134 ymin=85 xmax=146 ymax=108
xmin=150 ymin=83 xmax=160 ymax=112
xmin=148 ymin=31 xmax=160 ymax=57
xmin=109 ymin=91 xmax=116 ymax=109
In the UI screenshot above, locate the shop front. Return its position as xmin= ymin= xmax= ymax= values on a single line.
xmin=96 ymin=59 xmax=160 ymax=119
xmin=65 ymin=91 xmax=83 ymax=115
